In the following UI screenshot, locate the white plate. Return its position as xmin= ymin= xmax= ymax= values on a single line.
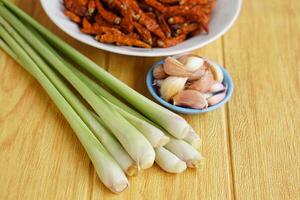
xmin=40 ymin=0 xmax=242 ymax=57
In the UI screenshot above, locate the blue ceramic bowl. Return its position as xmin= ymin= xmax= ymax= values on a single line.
xmin=146 ymin=59 xmax=234 ymax=114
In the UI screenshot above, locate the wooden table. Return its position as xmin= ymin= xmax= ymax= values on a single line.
xmin=0 ymin=0 xmax=299 ymax=199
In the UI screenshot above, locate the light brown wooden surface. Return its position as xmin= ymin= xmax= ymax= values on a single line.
xmin=0 ymin=0 xmax=299 ymax=199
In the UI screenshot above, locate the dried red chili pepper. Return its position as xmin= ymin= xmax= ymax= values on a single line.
xmin=88 ymin=0 xmax=96 ymax=16
xmin=168 ymin=16 xmax=185 ymax=24
xmin=158 ymin=0 xmax=179 ymax=3
xmin=179 ymin=0 xmax=208 ymax=5
xmin=64 ymin=0 xmax=216 ymax=48
xmin=144 ymin=0 xmax=167 ymax=13
xmin=82 ymin=17 xmax=92 ymax=29
xmin=133 ymin=21 xmax=153 ymax=45
xmin=64 ymin=10 xmax=81 ymax=24
xmin=95 ymin=0 xmax=121 ymax=24
xmin=64 ymin=0 xmax=87 ymax=17
xmin=156 ymin=11 xmax=172 ymax=38
xmin=96 ymin=33 xmax=151 ymax=48
xmin=176 ymin=23 xmax=198 ymax=35
xmin=157 ymin=34 xmax=186 ymax=47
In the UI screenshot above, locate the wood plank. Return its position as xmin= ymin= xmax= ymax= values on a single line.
xmin=0 ymin=1 xmax=108 ymax=199
xmin=91 ymin=41 xmax=234 ymax=199
xmin=223 ymin=0 xmax=300 ymax=199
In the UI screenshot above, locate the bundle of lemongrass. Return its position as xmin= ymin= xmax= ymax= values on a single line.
xmin=0 ymin=0 xmax=203 ymax=194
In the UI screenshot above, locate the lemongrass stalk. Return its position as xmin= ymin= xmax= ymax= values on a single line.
xmin=104 ymin=99 xmax=170 ymax=147
xmin=0 ymin=29 xmax=128 ymax=193
xmin=0 ymin=38 xmax=15 ymax=58
xmin=69 ymin=64 xmax=149 ymax=121
xmin=23 ymin=25 xmax=169 ymax=148
xmin=155 ymin=147 xmax=187 ymax=173
xmin=0 ymin=18 xmax=137 ymax=176
xmin=183 ymin=128 xmax=202 ymax=150
xmin=0 ymin=9 xmax=155 ymax=169
xmin=164 ymin=136 xmax=204 ymax=168
xmin=0 ymin=1 xmax=190 ymax=139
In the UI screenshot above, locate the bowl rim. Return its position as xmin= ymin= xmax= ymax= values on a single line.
xmin=40 ymin=0 xmax=242 ymax=57
xmin=146 ymin=58 xmax=234 ymax=114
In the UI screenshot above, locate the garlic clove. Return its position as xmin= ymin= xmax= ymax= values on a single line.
xmin=173 ymin=90 xmax=208 ymax=109
xmin=163 ymin=57 xmax=191 ymax=77
xmin=178 ymin=54 xmax=204 ymax=72
xmin=160 ymin=76 xmax=188 ymax=101
xmin=207 ymin=91 xmax=226 ymax=106
xmin=188 ymin=63 xmax=208 ymax=81
xmin=202 ymin=93 xmax=213 ymax=99
xmin=185 ymin=56 xmax=204 ymax=72
xmin=153 ymin=64 xmax=167 ymax=79
xmin=209 ymin=81 xmax=226 ymax=93
xmin=177 ymin=54 xmax=192 ymax=65
xmin=188 ymin=71 xmax=214 ymax=92
xmin=207 ymin=62 xmax=224 ymax=82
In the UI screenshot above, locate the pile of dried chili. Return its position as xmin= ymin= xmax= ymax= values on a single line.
xmin=63 ymin=0 xmax=216 ymax=48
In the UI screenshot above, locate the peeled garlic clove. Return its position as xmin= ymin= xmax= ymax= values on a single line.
xmin=153 ymin=65 xmax=167 ymax=79
xmin=209 ymin=81 xmax=225 ymax=93
xmin=189 ymin=72 xmax=214 ymax=92
xmin=207 ymin=62 xmax=224 ymax=82
xmin=160 ymin=76 xmax=188 ymax=101
xmin=207 ymin=91 xmax=226 ymax=106
xmin=163 ymin=57 xmax=191 ymax=77
xmin=173 ymin=90 xmax=208 ymax=109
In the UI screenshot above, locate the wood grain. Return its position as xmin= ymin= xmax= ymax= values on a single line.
xmin=223 ymin=0 xmax=300 ymax=199
xmin=0 ymin=0 xmax=299 ymax=199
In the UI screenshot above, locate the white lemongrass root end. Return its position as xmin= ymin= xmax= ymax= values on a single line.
xmin=184 ymin=128 xmax=202 ymax=149
xmin=139 ymin=148 xmax=156 ymax=169
xmin=88 ymin=146 xmax=129 ymax=194
xmin=156 ymin=135 xmax=170 ymax=147
xmin=110 ymin=181 xmax=129 ymax=194
xmin=160 ymin=114 xmax=190 ymax=139
xmin=126 ymin=164 xmax=139 ymax=177
xmin=155 ymin=147 xmax=187 ymax=173
xmin=187 ymin=156 xmax=205 ymax=168
xmin=165 ymin=137 xmax=203 ymax=168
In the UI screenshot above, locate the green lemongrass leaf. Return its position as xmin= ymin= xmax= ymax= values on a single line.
xmin=0 ymin=0 xmax=190 ymax=139
xmin=0 ymin=27 xmax=128 ymax=193
xmin=0 ymin=7 xmax=155 ymax=169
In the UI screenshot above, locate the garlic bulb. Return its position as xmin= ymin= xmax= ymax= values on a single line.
xmin=207 ymin=91 xmax=226 ymax=106
xmin=207 ymin=62 xmax=224 ymax=82
xmin=173 ymin=90 xmax=208 ymax=109
xmin=160 ymin=76 xmax=188 ymax=101
xmin=153 ymin=65 xmax=167 ymax=79
xmin=163 ymin=57 xmax=191 ymax=77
